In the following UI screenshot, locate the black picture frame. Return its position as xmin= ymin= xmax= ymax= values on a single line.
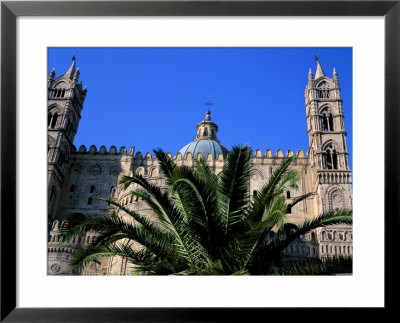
xmin=1 ymin=1 xmax=399 ymax=321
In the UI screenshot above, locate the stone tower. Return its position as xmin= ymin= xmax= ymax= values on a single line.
xmin=305 ymin=59 xmax=352 ymax=258
xmin=305 ymin=59 xmax=352 ymax=213
xmin=47 ymin=57 xmax=87 ymax=225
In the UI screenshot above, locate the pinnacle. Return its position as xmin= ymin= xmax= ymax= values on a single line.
xmin=315 ymin=61 xmax=325 ymax=79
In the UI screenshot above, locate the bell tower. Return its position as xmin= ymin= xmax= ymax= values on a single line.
xmin=305 ymin=58 xmax=352 ymax=214
xmin=47 ymin=57 xmax=87 ymax=224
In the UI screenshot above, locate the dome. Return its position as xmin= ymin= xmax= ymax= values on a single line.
xmin=177 ymin=109 xmax=229 ymax=159
xmin=178 ymin=139 xmax=229 ymax=159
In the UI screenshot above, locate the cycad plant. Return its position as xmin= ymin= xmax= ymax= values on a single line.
xmin=66 ymin=145 xmax=352 ymax=275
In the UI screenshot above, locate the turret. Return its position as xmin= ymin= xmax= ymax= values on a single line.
xmin=48 ymin=68 xmax=55 ymax=83
xmin=195 ymin=110 xmax=220 ymax=142
xmin=305 ymin=58 xmax=352 ymax=214
xmin=48 ymin=57 xmax=87 ymax=225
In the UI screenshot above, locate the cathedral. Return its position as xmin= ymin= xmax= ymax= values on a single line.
xmin=47 ymin=58 xmax=353 ymax=275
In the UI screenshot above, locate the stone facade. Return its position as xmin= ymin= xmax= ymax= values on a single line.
xmin=47 ymin=59 xmax=353 ymax=275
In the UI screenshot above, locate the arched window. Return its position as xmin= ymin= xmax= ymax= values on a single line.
xmin=50 ymin=113 xmax=58 ymax=128
xmin=286 ymin=191 xmax=291 ymax=199
xmin=253 ymin=190 xmax=258 ymax=199
xmin=311 ymin=232 xmax=316 ymax=241
xmin=287 ymin=205 xmax=292 ymax=214
xmin=332 ymin=150 xmax=338 ymax=169
xmin=90 ymin=185 xmax=95 ymax=193
xmin=69 ymin=185 xmax=75 ymax=192
xmin=322 ymin=113 xmax=329 ymax=131
xmin=203 ymin=127 xmax=208 ymax=136
xmin=88 ymin=197 xmax=92 ymax=205
xmin=329 ymin=113 xmax=334 ymax=131
xmin=325 ymin=149 xmax=332 ymax=169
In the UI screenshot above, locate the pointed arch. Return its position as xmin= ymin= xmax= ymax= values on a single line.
xmin=88 ymin=164 xmax=102 ymax=176
xmin=148 ymin=166 xmax=158 ymax=178
xmin=48 ymin=103 xmax=62 ymax=114
xmin=321 ymin=140 xmax=339 ymax=151
xmin=135 ymin=167 xmax=146 ymax=177
xmin=250 ymin=168 xmax=264 ymax=181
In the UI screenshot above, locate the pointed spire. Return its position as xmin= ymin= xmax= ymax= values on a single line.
xmin=73 ymin=67 xmax=80 ymax=82
xmin=315 ymin=61 xmax=325 ymax=79
xmin=65 ymin=57 xmax=76 ymax=79
xmin=333 ymin=67 xmax=340 ymax=90
xmin=308 ymin=68 xmax=314 ymax=81
xmin=333 ymin=67 xmax=339 ymax=80
xmin=48 ymin=68 xmax=55 ymax=81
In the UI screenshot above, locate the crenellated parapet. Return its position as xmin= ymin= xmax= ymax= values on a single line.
xmin=75 ymin=145 xmax=135 ymax=156
xmin=251 ymin=149 xmax=308 ymax=166
xmin=72 ymin=146 xmax=307 ymax=162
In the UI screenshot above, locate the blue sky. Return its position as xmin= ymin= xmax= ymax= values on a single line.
xmin=48 ymin=47 xmax=352 ymax=168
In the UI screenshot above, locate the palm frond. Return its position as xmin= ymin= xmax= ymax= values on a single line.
xmin=274 ymin=209 xmax=353 ymax=255
xmin=98 ymin=197 xmax=161 ymax=232
xmin=70 ymin=243 xmax=156 ymax=273
xmin=239 ymin=196 xmax=287 ymax=270
xmin=122 ymin=173 xmax=213 ymax=272
xmin=286 ymin=192 xmax=314 ymax=212
xmin=218 ymin=145 xmax=252 ymax=236
xmin=66 ymin=213 xmax=178 ymax=262
xmin=153 ymin=148 xmax=176 ymax=178
xmin=167 ymin=163 xmax=222 ymax=258
xmin=275 ymin=169 xmax=301 ymax=194
xmin=248 ymin=156 xmax=295 ymax=223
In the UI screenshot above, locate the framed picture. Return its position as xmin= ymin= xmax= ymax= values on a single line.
xmin=1 ymin=1 xmax=398 ymax=321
